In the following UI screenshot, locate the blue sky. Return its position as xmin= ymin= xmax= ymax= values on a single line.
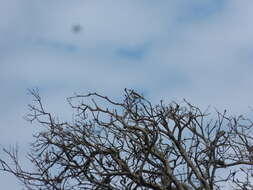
xmin=1 ymin=0 xmax=253 ymax=189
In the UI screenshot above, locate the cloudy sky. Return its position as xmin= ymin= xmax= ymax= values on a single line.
xmin=1 ymin=0 xmax=253 ymax=188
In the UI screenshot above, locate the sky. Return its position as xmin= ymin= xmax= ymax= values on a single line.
xmin=1 ymin=0 xmax=253 ymax=189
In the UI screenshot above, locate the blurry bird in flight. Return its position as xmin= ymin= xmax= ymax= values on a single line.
xmin=72 ymin=24 xmax=82 ymax=33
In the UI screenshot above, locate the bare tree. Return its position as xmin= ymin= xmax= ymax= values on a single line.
xmin=1 ymin=89 xmax=253 ymax=190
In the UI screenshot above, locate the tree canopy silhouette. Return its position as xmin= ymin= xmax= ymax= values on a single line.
xmin=1 ymin=89 xmax=253 ymax=190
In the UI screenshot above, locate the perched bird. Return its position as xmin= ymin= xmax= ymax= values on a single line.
xmin=216 ymin=130 xmax=225 ymax=138
xmin=130 ymin=91 xmax=144 ymax=99
xmin=213 ymin=159 xmax=226 ymax=167
xmin=247 ymin=145 xmax=253 ymax=161
xmin=101 ymin=176 xmax=111 ymax=184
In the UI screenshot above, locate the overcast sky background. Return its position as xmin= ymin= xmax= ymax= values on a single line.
xmin=1 ymin=0 xmax=253 ymax=189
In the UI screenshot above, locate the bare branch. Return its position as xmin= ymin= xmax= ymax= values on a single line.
xmin=1 ymin=89 xmax=253 ymax=190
